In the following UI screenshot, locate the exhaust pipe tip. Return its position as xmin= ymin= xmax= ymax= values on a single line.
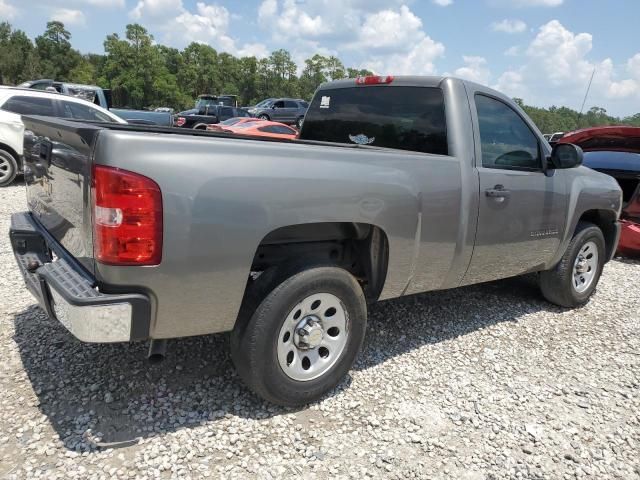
xmin=147 ymin=339 xmax=167 ymax=364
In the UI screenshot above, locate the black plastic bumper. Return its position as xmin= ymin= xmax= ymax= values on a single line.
xmin=9 ymin=212 xmax=150 ymax=342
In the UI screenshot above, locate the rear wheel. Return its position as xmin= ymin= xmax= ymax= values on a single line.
xmin=231 ymin=266 xmax=367 ymax=407
xmin=540 ymin=222 xmax=605 ymax=307
xmin=0 ymin=149 xmax=18 ymax=187
xmin=193 ymin=123 xmax=208 ymax=130
xmin=295 ymin=117 xmax=304 ymax=129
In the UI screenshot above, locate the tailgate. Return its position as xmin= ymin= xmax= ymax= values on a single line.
xmin=22 ymin=116 xmax=104 ymax=274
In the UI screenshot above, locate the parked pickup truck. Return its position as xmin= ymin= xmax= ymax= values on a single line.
xmin=18 ymin=79 xmax=173 ymax=127
xmin=10 ymin=76 xmax=622 ymax=407
xmin=174 ymin=103 xmax=250 ymax=129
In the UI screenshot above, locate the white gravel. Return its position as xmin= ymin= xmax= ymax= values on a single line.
xmin=1 ymin=182 xmax=639 ymax=480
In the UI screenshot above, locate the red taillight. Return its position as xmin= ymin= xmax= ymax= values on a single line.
xmin=92 ymin=165 xmax=163 ymax=266
xmin=355 ymin=75 xmax=395 ymax=85
xmin=175 ymin=117 xmax=186 ymax=127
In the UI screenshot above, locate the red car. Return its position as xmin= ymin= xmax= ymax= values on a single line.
xmin=206 ymin=117 xmax=261 ymax=131
xmin=219 ymin=120 xmax=298 ymax=140
xmin=560 ymin=126 xmax=640 ymax=256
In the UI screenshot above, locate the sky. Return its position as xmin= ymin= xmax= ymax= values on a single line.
xmin=2 ymin=0 xmax=639 ymax=117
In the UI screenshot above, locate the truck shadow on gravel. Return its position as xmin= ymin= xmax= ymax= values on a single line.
xmin=13 ymin=273 xmax=555 ymax=452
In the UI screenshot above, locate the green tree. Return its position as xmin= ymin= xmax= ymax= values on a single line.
xmin=35 ymin=21 xmax=81 ymax=80
xmin=102 ymin=24 xmax=178 ymax=109
xmin=0 ymin=22 xmax=39 ymax=84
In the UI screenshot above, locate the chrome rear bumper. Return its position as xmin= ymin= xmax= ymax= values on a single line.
xmin=10 ymin=212 xmax=150 ymax=343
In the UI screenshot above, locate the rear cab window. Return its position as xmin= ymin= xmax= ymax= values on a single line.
xmin=301 ymin=86 xmax=448 ymax=155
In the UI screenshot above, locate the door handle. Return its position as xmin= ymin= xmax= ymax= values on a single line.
xmin=485 ymin=185 xmax=511 ymax=199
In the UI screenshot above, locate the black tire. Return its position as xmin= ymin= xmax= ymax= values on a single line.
xmin=193 ymin=123 xmax=208 ymax=130
xmin=540 ymin=222 xmax=606 ymax=308
xmin=231 ymin=266 xmax=367 ymax=407
xmin=296 ymin=117 xmax=304 ymax=129
xmin=258 ymin=114 xmax=270 ymax=121
xmin=0 ymin=149 xmax=18 ymax=187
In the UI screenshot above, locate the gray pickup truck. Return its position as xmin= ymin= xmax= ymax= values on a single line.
xmin=10 ymin=76 xmax=622 ymax=406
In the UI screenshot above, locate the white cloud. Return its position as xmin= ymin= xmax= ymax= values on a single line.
xmin=453 ymin=56 xmax=490 ymax=85
xmin=130 ymin=0 xmax=182 ymax=20
xmin=488 ymin=20 xmax=640 ymax=113
xmin=627 ymin=53 xmax=640 ymax=79
xmin=526 ymin=20 xmax=594 ymax=85
xmin=257 ymin=1 xmax=446 ymax=76
xmin=258 ymin=0 xmax=328 ymax=39
xmin=354 ymin=6 xmax=445 ymax=75
xmin=493 ymin=70 xmax=527 ymax=98
xmin=129 ymin=0 xmax=269 ymax=58
xmin=257 ymin=0 xmax=407 ymax=43
xmin=357 ymin=6 xmax=424 ymax=50
xmin=51 ymin=8 xmax=86 ymax=25
xmin=504 ymin=45 xmax=521 ymax=56
xmin=0 ymin=0 xmax=18 ymax=20
xmin=432 ymin=0 xmax=453 ymax=6
xmin=362 ymin=36 xmax=445 ymax=75
xmin=491 ymin=19 xmax=527 ymax=34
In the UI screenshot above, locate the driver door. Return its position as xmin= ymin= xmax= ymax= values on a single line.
xmin=271 ymin=100 xmax=285 ymax=120
xmin=462 ymin=93 xmax=568 ymax=285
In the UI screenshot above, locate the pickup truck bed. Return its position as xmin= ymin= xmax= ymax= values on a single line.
xmin=11 ymin=76 xmax=622 ymax=406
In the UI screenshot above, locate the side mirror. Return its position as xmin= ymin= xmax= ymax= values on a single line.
xmin=549 ymin=143 xmax=584 ymax=169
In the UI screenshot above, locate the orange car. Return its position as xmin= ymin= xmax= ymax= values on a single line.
xmin=220 ymin=120 xmax=298 ymax=140
xmin=206 ymin=117 xmax=261 ymax=131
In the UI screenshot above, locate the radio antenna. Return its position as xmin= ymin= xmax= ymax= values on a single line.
xmin=579 ymin=66 xmax=596 ymax=115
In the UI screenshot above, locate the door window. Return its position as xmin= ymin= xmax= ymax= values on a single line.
xmin=475 ymin=95 xmax=541 ymax=170
xmin=259 ymin=125 xmax=296 ymax=135
xmin=272 ymin=101 xmax=285 ymax=109
xmin=60 ymin=100 xmax=113 ymax=122
xmin=284 ymin=100 xmax=298 ymax=109
xmin=1 ymin=96 xmax=56 ymax=116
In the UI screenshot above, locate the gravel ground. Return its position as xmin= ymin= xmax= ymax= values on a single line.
xmin=0 ymin=182 xmax=639 ymax=480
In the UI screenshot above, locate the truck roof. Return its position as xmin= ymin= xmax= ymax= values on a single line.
xmin=316 ymin=75 xmax=519 ymax=112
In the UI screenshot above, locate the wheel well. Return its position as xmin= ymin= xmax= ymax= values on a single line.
xmin=578 ymin=209 xmax=618 ymax=259
xmin=250 ymin=222 xmax=389 ymax=302
xmin=0 ymin=142 xmax=21 ymax=170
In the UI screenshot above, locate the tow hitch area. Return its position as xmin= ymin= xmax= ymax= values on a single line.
xmin=10 ymin=212 xmax=152 ymax=343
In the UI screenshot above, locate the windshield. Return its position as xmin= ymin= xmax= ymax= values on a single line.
xmin=195 ymin=98 xmax=218 ymax=109
xmin=221 ymin=117 xmax=258 ymax=126
xmin=232 ymin=122 xmax=262 ymax=129
xmin=255 ymin=99 xmax=274 ymax=108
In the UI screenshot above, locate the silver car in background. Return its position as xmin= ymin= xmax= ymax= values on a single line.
xmin=246 ymin=98 xmax=308 ymax=129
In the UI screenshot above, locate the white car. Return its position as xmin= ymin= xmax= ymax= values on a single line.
xmin=0 ymin=87 xmax=126 ymax=186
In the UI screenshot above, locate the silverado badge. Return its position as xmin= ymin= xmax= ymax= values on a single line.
xmin=349 ymin=134 xmax=375 ymax=145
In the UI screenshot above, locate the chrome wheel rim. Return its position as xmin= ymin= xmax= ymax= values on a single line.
xmin=277 ymin=293 xmax=349 ymax=382
xmin=573 ymin=241 xmax=599 ymax=293
xmin=0 ymin=154 xmax=11 ymax=183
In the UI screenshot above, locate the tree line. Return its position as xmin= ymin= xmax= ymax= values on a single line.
xmin=1 ymin=20 xmax=639 ymax=131
xmin=0 ymin=21 xmax=372 ymax=111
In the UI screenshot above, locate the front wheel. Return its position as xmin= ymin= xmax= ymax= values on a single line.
xmin=258 ymin=114 xmax=270 ymax=121
xmin=231 ymin=266 xmax=367 ymax=407
xmin=0 ymin=149 xmax=18 ymax=187
xmin=540 ymin=222 xmax=606 ymax=308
